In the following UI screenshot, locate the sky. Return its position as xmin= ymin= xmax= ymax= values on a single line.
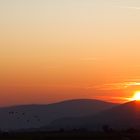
xmin=0 ymin=0 xmax=140 ymax=106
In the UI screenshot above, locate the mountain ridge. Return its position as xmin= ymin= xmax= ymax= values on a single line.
xmin=0 ymin=99 xmax=117 ymax=131
xmin=48 ymin=100 xmax=140 ymax=131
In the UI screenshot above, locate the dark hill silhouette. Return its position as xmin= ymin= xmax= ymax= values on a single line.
xmin=0 ymin=99 xmax=116 ymax=131
xmin=49 ymin=100 xmax=140 ymax=131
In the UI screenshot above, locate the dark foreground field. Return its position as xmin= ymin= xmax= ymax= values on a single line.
xmin=0 ymin=131 xmax=140 ymax=140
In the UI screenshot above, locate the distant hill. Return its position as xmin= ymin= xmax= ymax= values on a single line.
xmin=0 ymin=99 xmax=116 ymax=131
xmin=49 ymin=101 xmax=140 ymax=131
xmin=86 ymin=100 xmax=140 ymax=130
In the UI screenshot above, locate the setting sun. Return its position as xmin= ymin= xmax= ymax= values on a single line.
xmin=132 ymin=91 xmax=140 ymax=101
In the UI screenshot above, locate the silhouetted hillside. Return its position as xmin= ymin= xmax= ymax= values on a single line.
xmin=49 ymin=101 xmax=140 ymax=131
xmin=0 ymin=99 xmax=116 ymax=131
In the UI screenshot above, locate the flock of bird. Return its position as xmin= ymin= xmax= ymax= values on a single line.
xmin=8 ymin=111 xmax=41 ymax=123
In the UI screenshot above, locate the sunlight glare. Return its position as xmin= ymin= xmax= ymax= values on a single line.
xmin=132 ymin=91 xmax=140 ymax=101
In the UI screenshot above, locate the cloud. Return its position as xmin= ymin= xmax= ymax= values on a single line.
xmin=93 ymin=95 xmax=131 ymax=103
xmin=88 ymin=82 xmax=140 ymax=91
xmin=80 ymin=57 xmax=100 ymax=62
xmin=117 ymin=6 xmax=140 ymax=10
xmin=80 ymin=57 xmax=98 ymax=61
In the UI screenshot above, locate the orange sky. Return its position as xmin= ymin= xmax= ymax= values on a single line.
xmin=0 ymin=0 xmax=140 ymax=106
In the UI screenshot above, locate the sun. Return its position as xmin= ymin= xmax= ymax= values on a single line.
xmin=132 ymin=91 xmax=140 ymax=101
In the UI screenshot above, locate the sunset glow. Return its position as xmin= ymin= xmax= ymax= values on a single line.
xmin=0 ymin=0 xmax=140 ymax=106
xmin=132 ymin=91 xmax=140 ymax=101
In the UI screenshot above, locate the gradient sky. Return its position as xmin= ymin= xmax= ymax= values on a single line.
xmin=1 ymin=0 xmax=140 ymax=106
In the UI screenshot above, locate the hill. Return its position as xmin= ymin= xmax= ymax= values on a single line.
xmin=0 ymin=99 xmax=116 ymax=131
xmin=49 ymin=101 xmax=140 ymax=131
